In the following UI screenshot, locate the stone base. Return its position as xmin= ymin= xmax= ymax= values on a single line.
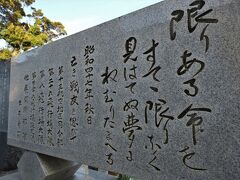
xmin=0 ymin=132 xmax=22 ymax=171
xmin=17 ymin=151 xmax=80 ymax=180
xmin=0 ymin=165 xmax=117 ymax=180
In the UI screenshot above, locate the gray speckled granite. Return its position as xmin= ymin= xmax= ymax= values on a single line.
xmin=0 ymin=60 xmax=10 ymax=133
xmin=0 ymin=166 xmax=116 ymax=180
xmin=7 ymin=0 xmax=240 ymax=179
xmin=17 ymin=151 xmax=80 ymax=180
xmin=0 ymin=61 xmax=22 ymax=171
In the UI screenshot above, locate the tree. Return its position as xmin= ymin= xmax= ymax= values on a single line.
xmin=0 ymin=0 xmax=66 ymax=60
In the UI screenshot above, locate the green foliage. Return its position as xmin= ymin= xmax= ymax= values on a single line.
xmin=0 ymin=0 xmax=66 ymax=60
xmin=0 ymin=48 xmax=12 ymax=59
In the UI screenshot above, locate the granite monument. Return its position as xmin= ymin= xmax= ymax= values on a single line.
xmin=7 ymin=0 xmax=240 ymax=179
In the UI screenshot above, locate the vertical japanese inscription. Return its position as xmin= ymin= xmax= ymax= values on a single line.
xmin=84 ymin=45 xmax=95 ymax=125
xmin=102 ymin=88 xmax=118 ymax=165
xmin=122 ymin=37 xmax=142 ymax=162
xmin=56 ymin=67 xmax=65 ymax=147
xmin=46 ymin=68 xmax=55 ymax=146
xmin=141 ymin=39 xmax=174 ymax=172
xmin=37 ymin=70 xmax=45 ymax=145
xmin=16 ymin=66 xmax=66 ymax=147
xmin=37 ymin=71 xmax=45 ymax=145
xmin=144 ymin=99 xmax=174 ymax=171
xmin=101 ymin=47 xmax=119 ymax=165
xmin=69 ymin=57 xmax=80 ymax=142
xmin=170 ymin=0 xmax=218 ymax=52
xmin=170 ymin=0 xmax=218 ymax=171
xmin=17 ymin=74 xmax=30 ymax=141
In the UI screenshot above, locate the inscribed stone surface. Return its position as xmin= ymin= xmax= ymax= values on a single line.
xmin=8 ymin=0 xmax=240 ymax=179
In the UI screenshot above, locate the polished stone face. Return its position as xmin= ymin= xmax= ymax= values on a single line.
xmin=7 ymin=0 xmax=240 ymax=179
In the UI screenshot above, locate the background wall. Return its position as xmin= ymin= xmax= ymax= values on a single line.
xmin=0 ymin=61 xmax=22 ymax=172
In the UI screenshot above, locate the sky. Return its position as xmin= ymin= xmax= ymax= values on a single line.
xmin=0 ymin=0 xmax=162 ymax=47
xmin=33 ymin=0 xmax=162 ymax=35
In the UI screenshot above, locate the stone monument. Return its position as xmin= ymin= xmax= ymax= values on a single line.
xmin=7 ymin=0 xmax=240 ymax=179
xmin=0 ymin=60 xmax=21 ymax=172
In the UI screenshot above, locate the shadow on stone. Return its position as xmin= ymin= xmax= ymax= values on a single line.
xmin=17 ymin=151 xmax=80 ymax=180
xmin=0 ymin=132 xmax=22 ymax=173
